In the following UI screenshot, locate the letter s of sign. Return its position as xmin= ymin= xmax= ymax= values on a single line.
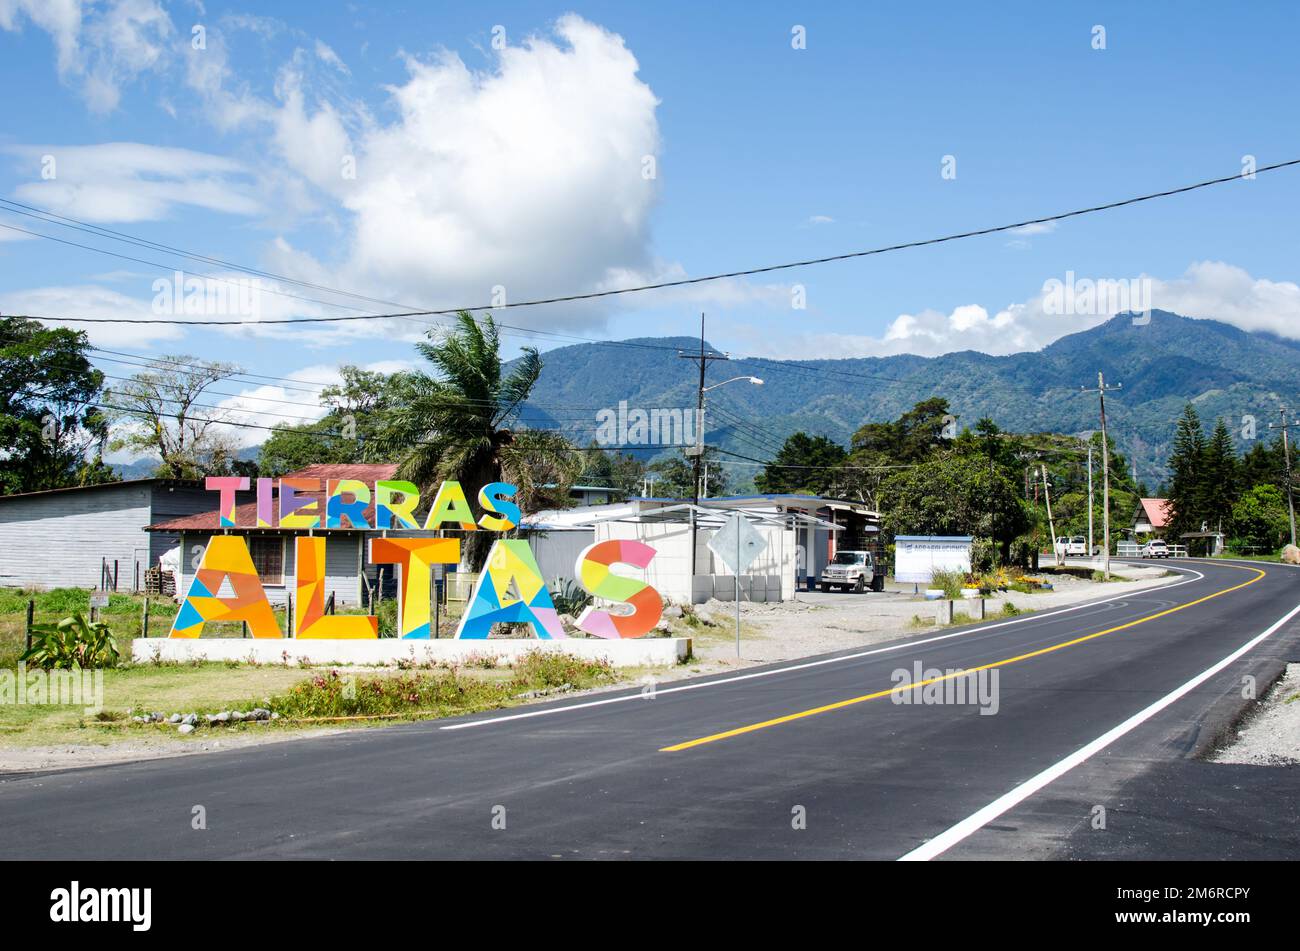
xmin=572 ymin=540 xmax=663 ymax=638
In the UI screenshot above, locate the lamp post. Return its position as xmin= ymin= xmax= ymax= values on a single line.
xmin=689 ymin=374 xmax=763 ymax=582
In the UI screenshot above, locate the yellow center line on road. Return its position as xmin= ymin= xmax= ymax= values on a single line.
xmin=659 ymin=563 xmax=1266 ymax=753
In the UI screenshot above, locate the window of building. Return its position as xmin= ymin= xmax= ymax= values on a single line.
xmin=249 ymin=536 xmax=285 ymax=585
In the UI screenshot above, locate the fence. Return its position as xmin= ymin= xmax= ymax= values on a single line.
xmin=1117 ymin=541 xmax=1188 ymax=558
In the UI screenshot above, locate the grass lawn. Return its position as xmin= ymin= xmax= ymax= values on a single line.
xmin=0 ymin=663 xmax=312 ymax=748
xmin=0 ymin=588 xmax=181 ymax=668
xmin=0 ymin=651 xmax=619 ymax=752
xmin=0 ymin=587 xmax=622 ymax=755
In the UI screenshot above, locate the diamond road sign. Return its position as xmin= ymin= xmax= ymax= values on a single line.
xmin=709 ymin=513 xmax=767 ymax=575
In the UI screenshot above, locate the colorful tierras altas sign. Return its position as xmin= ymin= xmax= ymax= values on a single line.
xmin=168 ymin=477 xmax=662 ymax=641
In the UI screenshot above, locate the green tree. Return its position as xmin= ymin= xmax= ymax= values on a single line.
xmin=851 ymin=397 xmax=952 ymax=463
xmin=579 ymin=445 xmax=647 ymax=500
xmin=646 ymin=448 xmax=728 ymax=497
xmin=258 ymin=366 xmax=402 ymax=477
xmin=375 ymin=312 xmax=582 ymax=569
xmin=880 ymin=452 xmax=1031 ymax=558
xmin=1200 ymin=417 xmax=1240 ymax=533
xmin=1240 ymin=434 xmax=1287 ymax=493
xmin=105 ymin=355 xmax=242 ymax=479
xmin=0 ymin=317 xmax=114 ymax=494
xmin=755 ymin=432 xmax=846 ymax=494
xmin=1165 ymin=403 xmax=1207 ymax=539
xmin=1231 ymin=483 xmax=1290 ymax=553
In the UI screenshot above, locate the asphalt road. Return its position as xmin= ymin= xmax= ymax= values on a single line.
xmin=3 ymin=559 xmax=1298 ymax=860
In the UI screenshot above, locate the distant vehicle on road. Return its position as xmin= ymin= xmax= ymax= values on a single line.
xmin=1142 ymin=539 xmax=1170 ymax=558
xmin=820 ymin=550 xmax=884 ymax=592
xmin=1052 ymin=536 xmax=1088 ymax=557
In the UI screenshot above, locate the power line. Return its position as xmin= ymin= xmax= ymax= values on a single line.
xmin=14 ymin=157 xmax=1298 ymax=328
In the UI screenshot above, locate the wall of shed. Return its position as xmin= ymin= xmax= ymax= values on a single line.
xmin=176 ymin=533 xmax=364 ymax=610
xmin=0 ymin=483 xmax=152 ymax=590
xmin=147 ymin=483 xmax=253 ymax=567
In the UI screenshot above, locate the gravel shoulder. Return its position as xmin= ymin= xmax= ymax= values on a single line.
xmin=0 ymin=728 xmax=347 ymax=776
xmin=1211 ymin=663 xmax=1300 ymax=766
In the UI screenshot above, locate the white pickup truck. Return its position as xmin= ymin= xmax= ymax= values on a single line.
xmin=819 ymin=550 xmax=885 ymax=593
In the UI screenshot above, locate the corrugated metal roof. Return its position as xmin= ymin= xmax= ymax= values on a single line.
xmin=0 ymin=477 xmax=199 ymax=502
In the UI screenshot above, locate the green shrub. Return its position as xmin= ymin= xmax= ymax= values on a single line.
xmin=20 ymin=612 xmax=121 ymax=669
xmin=1000 ymin=602 xmax=1021 ymax=617
xmin=266 ymin=652 xmax=615 ymax=720
xmin=929 ymin=569 xmax=964 ymax=600
xmin=969 ymin=537 xmax=997 ymax=573
xmin=549 ymin=577 xmax=594 ymax=617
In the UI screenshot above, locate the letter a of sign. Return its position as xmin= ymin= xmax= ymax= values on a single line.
xmin=170 ymin=536 xmax=282 ymax=638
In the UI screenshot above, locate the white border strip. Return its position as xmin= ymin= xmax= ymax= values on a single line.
xmin=896 ymin=595 xmax=1300 ymax=861
xmin=440 ymin=566 xmax=1202 ymax=732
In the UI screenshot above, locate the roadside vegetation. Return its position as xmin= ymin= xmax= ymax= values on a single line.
xmin=0 ymin=652 xmax=618 ymax=749
xmin=0 ymin=588 xmax=179 ymax=668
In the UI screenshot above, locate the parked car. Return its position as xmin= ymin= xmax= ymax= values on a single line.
xmin=1142 ymin=539 xmax=1170 ymax=558
xmin=1052 ymin=536 xmax=1088 ymax=557
xmin=819 ymin=550 xmax=885 ymax=592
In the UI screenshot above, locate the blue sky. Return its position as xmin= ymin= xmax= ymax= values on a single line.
xmin=2 ymin=2 xmax=1299 ymax=453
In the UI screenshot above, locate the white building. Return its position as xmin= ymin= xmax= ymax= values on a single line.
xmin=523 ymin=494 xmax=878 ymax=604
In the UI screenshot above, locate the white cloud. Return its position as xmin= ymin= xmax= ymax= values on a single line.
xmin=806 ymin=215 xmax=834 ymax=225
xmin=0 ymin=283 xmax=184 ymax=346
xmin=315 ymin=15 xmax=663 ymax=323
xmin=735 ymin=262 xmax=1300 ymax=360
xmin=1147 ymin=261 xmax=1300 ymax=337
xmin=6 ymin=142 xmax=260 ymax=222
xmin=0 ymin=0 xmax=173 ymax=112
xmin=314 ymin=39 xmax=349 ymax=75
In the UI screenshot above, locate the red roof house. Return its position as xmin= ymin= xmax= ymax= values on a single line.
xmin=1132 ymin=498 xmax=1171 ymax=535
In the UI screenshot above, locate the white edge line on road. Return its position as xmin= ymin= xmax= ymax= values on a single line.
xmin=896 ymin=594 xmax=1300 ymax=862
xmin=439 ymin=565 xmax=1204 ymax=732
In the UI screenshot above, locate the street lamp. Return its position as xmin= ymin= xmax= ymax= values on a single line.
xmin=688 ymin=374 xmax=763 ymax=576
xmin=702 ymin=375 xmax=764 ymax=393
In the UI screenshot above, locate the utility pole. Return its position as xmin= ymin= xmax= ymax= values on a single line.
xmin=1041 ymin=464 xmax=1060 ymax=566
xmin=678 ymin=314 xmax=728 ymax=575
xmin=1270 ymin=407 xmax=1298 ymax=547
xmin=1086 ymin=442 xmax=1095 ymax=558
xmin=1080 ymin=373 xmax=1122 ymax=579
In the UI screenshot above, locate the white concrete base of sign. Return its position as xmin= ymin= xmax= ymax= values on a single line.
xmin=131 ymin=636 xmax=691 ymax=668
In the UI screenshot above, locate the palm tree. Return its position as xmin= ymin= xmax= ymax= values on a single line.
xmin=378 ymin=312 xmax=581 ymax=568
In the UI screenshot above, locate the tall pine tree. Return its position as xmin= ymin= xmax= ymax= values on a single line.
xmin=1200 ymin=417 xmax=1240 ymax=533
xmin=1166 ymin=404 xmax=1207 ymax=539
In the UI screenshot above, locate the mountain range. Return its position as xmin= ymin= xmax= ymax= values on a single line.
xmin=520 ymin=311 xmax=1300 ymax=488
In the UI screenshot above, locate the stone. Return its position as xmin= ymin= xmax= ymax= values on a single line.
xmin=168 ymin=713 xmax=181 ymax=724
xmin=663 ymin=604 xmax=683 ymax=619
xmin=181 ymin=714 xmax=198 ymax=726
xmin=1283 ymin=545 xmax=1300 ymax=565
xmin=178 ymin=723 xmax=195 ymax=735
